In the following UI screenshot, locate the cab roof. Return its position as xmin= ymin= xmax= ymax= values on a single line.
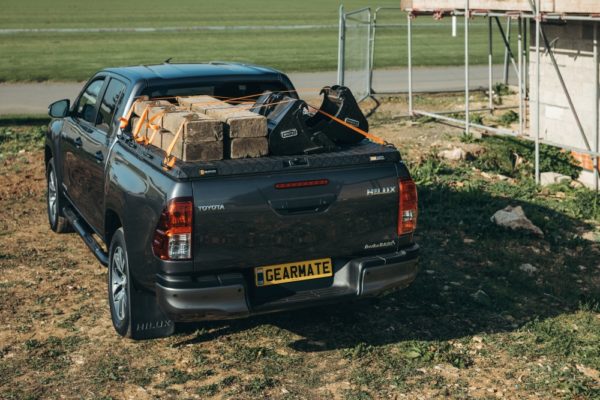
xmin=103 ymin=62 xmax=284 ymax=83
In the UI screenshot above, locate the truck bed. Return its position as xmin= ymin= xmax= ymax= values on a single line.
xmin=127 ymin=139 xmax=401 ymax=180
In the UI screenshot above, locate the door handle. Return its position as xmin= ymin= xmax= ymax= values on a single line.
xmin=95 ymin=151 xmax=104 ymax=163
xmin=74 ymin=137 xmax=82 ymax=148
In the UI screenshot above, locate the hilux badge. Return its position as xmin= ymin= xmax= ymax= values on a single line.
xmin=367 ymin=186 xmax=396 ymax=196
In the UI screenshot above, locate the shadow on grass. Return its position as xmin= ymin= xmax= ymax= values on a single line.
xmin=175 ymin=183 xmax=600 ymax=351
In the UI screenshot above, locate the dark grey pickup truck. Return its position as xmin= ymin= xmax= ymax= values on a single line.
xmin=45 ymin=62 xmax=419 ymax=339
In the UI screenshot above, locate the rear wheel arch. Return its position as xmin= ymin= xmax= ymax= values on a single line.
xmin=44 ymin=145 xmax=52 ymax=168
xmin=104 ymin=209 xmax=122 ymax=246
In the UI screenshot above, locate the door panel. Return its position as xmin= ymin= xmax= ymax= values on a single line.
xmin=79 ymin=78 xmax=127 ymax=231
xmin=60 ymin=77 xmax=106 ymax=227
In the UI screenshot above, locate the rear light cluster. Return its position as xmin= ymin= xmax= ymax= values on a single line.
xmin=398 ymin=178 xmax=418 ymax=236
xmin=152 ymin=197 xmax=193 ymax=260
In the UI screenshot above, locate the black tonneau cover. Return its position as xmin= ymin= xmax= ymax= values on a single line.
xmin=181 ymin=142 xmax=400 ymax=178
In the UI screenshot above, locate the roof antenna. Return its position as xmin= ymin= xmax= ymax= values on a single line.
xmin=164 ymin=57 xmax=173 ymax=64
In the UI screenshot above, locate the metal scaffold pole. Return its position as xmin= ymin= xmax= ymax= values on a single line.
xmin=535 ymin=0 xmax=541 ymax=184
xmin=366 ymin=8 xmax=373 ymax=99
xmin=337 ymin=5 xmax=345 ymax=86
xmin=407 ymin=12 xmax=413 ymax=116
xmin=594 ymin=22 xmax=599 ymax=192
xmin=465 ymin=1 xmax=470 ymax=136
xmin=488 ymin=16 xmax=494 ymax=111
xmin=518 ymin=17 xmax=524 ymax=135
xmin=503 ymin=18 xmax=511 ymax=85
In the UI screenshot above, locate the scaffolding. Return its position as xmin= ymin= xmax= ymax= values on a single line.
xmin=338 ymin=2 xmax=600 ymax=189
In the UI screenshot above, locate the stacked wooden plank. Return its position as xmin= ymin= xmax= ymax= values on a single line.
xmin=178 ymin=96 xmax=268 ymax=159
xmin=130 ymin=99 xmax=224 ymax=162
xmin=129 ymin=96 xmax=268 ymax=162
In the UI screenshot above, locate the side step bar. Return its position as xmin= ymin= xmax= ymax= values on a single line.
xmin=63 ymin=206 xmax=109 ymax=266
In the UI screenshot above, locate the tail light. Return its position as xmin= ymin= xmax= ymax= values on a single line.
xmin=152 ymin=197 xmax=193 ymax=260
xmin=398 ymin=178 xmax=418 ymax=236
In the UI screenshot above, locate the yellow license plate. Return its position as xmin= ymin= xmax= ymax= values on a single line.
xmin=255 ymin=258 xmax=333 ymax=287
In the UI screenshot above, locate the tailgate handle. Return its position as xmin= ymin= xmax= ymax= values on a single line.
xmin=284 ymin=157 xmax=309 ymax=168
xmin=270 ymin=194 xmax=336 ymax=215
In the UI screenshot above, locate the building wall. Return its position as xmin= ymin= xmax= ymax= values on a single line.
xmin=528 ymin=21 xmax=599 ymax=184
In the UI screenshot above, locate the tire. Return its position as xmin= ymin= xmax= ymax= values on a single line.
xmin=108 ymin=228 xmax=133 ymax=337
xmin=46 ymin=158 xmax=71 ymax=233
xmin=108 ymin=227 xmax=176 ymax=339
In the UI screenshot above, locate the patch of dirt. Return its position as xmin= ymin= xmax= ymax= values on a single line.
xmin=1 ymin=101 xmax=599 ymax=399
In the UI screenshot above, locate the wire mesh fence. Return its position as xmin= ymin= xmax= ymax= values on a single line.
xmin=340 ymin=8 xmax=372 ymax=101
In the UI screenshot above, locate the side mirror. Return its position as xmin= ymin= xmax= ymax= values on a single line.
xmin=48 ymin=99 xmax=70 ymax=118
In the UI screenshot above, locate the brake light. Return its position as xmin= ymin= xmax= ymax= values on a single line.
xmin=398 ymin=178 xmax=418 ymax=236
xmin=275 ymin=179 xmax=329 ymax=189
xmin=152 ymin=197 xmax=193 ymax=260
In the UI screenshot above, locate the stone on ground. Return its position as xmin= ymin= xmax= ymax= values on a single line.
xmin=540 ymin=172 xmax=571 ymax=187
xmin=438 ymin=147 xmax=467 ymax=161
xmin=491 ymin=205 xmax=544 ymax=237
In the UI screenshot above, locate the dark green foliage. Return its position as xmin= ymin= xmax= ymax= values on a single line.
xmin=472 ymin=136 xmax=581 ymax=178
xmin=498 ymin=110 xmax=519 ymax=126
xmin=469 ymin=113 xmax=483 ymax=125
xmin=493 ymin=82 xmax=512 ymax=96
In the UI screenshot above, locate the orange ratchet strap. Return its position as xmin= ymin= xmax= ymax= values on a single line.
xmin=119 ymin=97 xmax=145 ymax=130
xmin=146 ymin=111 xmax=167 ymax=145
xmin=308 ymin=105 xmax=386 ymax=145
xmin=163 ymin=118 xmax=187 ymax=169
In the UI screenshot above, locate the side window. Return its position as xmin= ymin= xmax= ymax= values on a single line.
xmin=96 ymin=79 xmax=127 ymax=133
xmin=75 ymin=79 xmax=105 ymax=124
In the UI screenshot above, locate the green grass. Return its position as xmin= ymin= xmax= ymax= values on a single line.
xmin=0 ymin=0 xmax=519 ymax=81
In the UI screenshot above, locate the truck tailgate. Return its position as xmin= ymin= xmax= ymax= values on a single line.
xmin=191 ymin=155 xmax=401 ymax=272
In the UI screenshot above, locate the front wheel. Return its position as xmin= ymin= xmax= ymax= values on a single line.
xmin=46 ymin=158 xmax=71 ymax=233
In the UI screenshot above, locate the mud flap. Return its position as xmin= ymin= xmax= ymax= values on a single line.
xmin=129 ymin=285 xmax=175 ymax=340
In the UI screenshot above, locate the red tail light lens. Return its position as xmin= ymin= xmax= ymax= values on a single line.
xmin=398 ymin=178 xmax=418 ymax=236
xmin=152 ymin=197 xmax=193 ymax=260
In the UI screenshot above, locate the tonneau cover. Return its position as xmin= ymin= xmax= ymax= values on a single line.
xmin=179 ymin=142 xmax=401 ymax=178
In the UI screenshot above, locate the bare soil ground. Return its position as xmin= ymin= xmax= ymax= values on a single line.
xmin=1 ymin=97 xmax=599 ymax=399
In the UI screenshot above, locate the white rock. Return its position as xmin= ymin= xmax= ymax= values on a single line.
xmin=491 ymin=205 xmax=544 ymax=237
xmin=519 ymin=263 xmax=538 ymax=274
xmin=540 ymin=172 xmax=571 ymax=187
xmin=570 ymin=180 xmax=584 ymax=189
xmin=438 ymin=147 xmax=467 ymax=161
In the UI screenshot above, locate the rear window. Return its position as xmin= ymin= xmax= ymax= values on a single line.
xmin=141 ymin=81 xmax=293 ymax=101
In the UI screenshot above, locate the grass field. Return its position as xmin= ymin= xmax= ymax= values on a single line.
xmin=1 ymin=95 xmax=599 ymax=398
xmin=0 ymin=0 xmax=520 ymax=82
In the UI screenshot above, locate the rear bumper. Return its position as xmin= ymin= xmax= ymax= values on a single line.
xmin=156 ymin=244 xmax=419 ymax=321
